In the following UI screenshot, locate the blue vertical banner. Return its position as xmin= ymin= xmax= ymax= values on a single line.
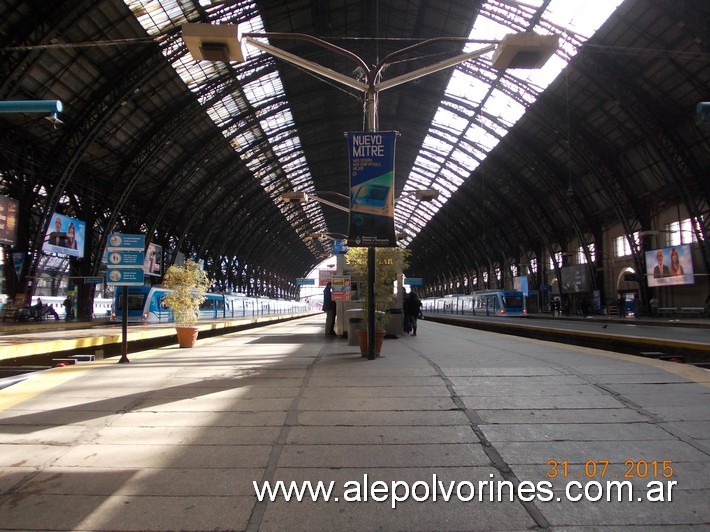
xmin=347 ymin=131 xmax=397 ymax=247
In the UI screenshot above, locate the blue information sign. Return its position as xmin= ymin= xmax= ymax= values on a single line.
xmin=107 ymin=268 xmax=144 ymax=286
xmin=107 ymin=233 xmax=145 ymax=250
xmin=296 ymin=278 xmax=315 ymax=286
xmin=84 ymin=277 xmax=104 ymax=284
xmin=107 ymin=250 xmax=144 ymax=267
xmin=404 ymin=278 xmax=423 ymax=286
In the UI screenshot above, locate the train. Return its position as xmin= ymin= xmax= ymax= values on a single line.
xmin=421 ymin=290 xmax=527 ymax=317
xmin=111 ymin=285 xmax=311 ymax=324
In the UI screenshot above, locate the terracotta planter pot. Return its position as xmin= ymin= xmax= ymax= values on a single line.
xmin=175 ymin=326 xmax=199 ymax=348
xmin=357 ymin=328 xmax=385 ymax=357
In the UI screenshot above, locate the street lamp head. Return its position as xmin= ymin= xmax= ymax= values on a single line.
xmin=491 ymin=33 xmax=559 ymax=70
xmin=414 ymin=189 xmax=440 ymax=202
xmin=280 ymin=191 xmax=308 ymax=205
xmin=182 ymin=23 xmax=246 ymax=62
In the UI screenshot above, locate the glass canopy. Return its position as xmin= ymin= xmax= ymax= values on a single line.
xmin=125 ymin=0 xmax=623 ymax=252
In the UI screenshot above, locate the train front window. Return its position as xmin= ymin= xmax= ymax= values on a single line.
xmin=503 ymin=295 xmax=523 ymax=309
xmin=116 ymin=294 xmax=146 ymax=311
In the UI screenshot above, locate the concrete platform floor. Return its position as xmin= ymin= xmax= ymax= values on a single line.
xmin=0 ymin=315 xmax=708 ymax=531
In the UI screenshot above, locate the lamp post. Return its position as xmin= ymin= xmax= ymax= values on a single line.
xmin=183 ymin=25 xmax=557 ymax=359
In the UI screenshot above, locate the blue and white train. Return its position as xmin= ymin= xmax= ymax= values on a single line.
xmin=111 ymin=285 xmax=310 ymax=324
xmin=422 ymin=290 xmax=527 ymax=317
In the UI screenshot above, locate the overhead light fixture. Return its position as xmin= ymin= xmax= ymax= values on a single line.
xmin=414 ymin=189 xmax=439 ymax=201
xmin=492 ymin=33 xmax=559 ymax=70
xmin=395 ymin=189 xmax=440 ymax=203
xmin=280 ymin=191 xmax=308 ymax=204
xmin=182 ymin=23 xmax=246 ymax=62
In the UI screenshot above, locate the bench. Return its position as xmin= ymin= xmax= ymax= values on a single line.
xmin=656 ymin=307 xmax=705 ymax=318
xmin=677 ymin=307 xmax=704 ymax=317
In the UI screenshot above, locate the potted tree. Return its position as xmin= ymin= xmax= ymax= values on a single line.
xmin=161 ymin=259 xmax=211 ymax=348
xmin=347 ymin=247 xmax=409 ymax=356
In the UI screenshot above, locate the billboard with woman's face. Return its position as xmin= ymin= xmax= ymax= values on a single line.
xmin=645 ymin=245 xmax=694 ymax=287
xmin=42 ymin=213 xmax=85 ymax=258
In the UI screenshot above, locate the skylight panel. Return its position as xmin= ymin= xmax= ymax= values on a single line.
xmin=448 ymin=149 xmax=478 ymax=175
xmin=546 ymin=0 xmax=624 ymax=36
xmin=397 ymin=0 xmax=623 ymax=242
xmin=468 ymin=15 xmax=514 ymax=44
xmin=126 ymin=2 xmax=325 ymax=238
xmin=446 ymin=69 xmax=489 ymax=103
xmin=432 ymin=107 xmax=468 ymax=136
xmin=482 ymin=91 xmax=526 ymax=128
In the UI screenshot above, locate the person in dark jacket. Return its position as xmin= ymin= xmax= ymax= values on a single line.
xmin=323 ymin=282 xmax=336 ymax=336
xmin=403 ymin=290 xmax=422 ymax=336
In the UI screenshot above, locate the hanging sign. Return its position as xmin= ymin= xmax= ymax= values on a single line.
xmin=107 ymin=268 xmax=144 ymax=286
xmin=107 ymin=233 xmax=146 ymax=286
xmin=108 ymin=250 xmax=145 ymax=267
xmin=347 ymin=131 xmax=397 ymax=247
xmin=107 ymin=233 xmax=145 ymax=251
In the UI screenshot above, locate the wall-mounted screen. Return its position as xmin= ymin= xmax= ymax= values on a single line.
xmin=42 ymin=213 xmax=85 ymax=259
xmin=645 ymin=245 xmax=694 ymax=287
xmin=560 ymin=265 xmax=592 ymax=293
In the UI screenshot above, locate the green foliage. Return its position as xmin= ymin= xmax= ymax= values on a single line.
xmin=347 ymin=247 xmax=410 ymax=329
xmin=161 ymin=259 xmax=211 ymax=327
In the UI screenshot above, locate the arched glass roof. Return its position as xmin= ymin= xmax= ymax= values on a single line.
xmin=126 ymin=0 xmax=623 ymax=253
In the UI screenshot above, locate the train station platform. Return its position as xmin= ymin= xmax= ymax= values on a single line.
xmin=0 ymin=315 xmax=708 ymax=531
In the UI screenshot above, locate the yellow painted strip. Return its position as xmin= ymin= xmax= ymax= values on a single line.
xmin=0 ymin=313 xmax=317 ymax=362
xmin=0 ymin=361 xmax=103 ymax=410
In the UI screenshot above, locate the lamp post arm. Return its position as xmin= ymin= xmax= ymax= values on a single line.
xmin=243 ymin=36 xmax=369 ymax=92
xmin=368 ymin=36 xmax=496 ymax=85
xmin=376 ymin=45 xmax=496 ymax=92
xmin=311 ymin=196 xmax=350 ymax=213
xmin=244 ymin=32 xmax=370 ymax=73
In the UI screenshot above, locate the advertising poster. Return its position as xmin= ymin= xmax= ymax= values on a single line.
xmin=560 ymin=265 xmax=592 ymax=293
xmin=331 ymin=275 xmax=351 ymax=301
xmin=318 ymin=269 xmax=335 ymax=287
xmin=143 ymin=242 xmax=163 ymax=276
xmin=347 ymin=131 xmax=396 ymax=247
xmin=0 ymin=196 xmax=18 ymax=246
xmin=645 ymin=245 xmax=694 ymax=287
xmin=42 ymin=213 xmax=86 ymax=258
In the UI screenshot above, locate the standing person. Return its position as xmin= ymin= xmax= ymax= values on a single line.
xmin=649 ymin=296 xmax=659 ymax=317
xmin=403 ymin=290 xmax=422 ymax=336
xmin=617 ymin=295 xmax=626 ymax=318
xmin=63 ymin=295 xmax=74 ymax=321
xmin=403 ymin=291 xmax=412 ymax=334
xmin=323 ymin=282 xmax=336 ymax=336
